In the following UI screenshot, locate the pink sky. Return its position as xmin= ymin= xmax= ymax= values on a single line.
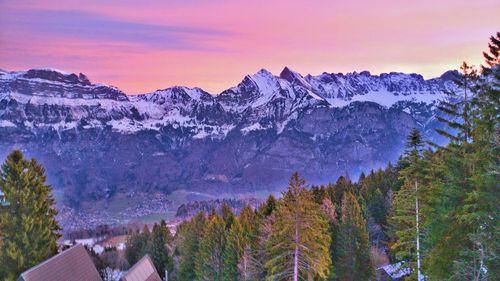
xmin=1 ymin=0 xmax=499 ymax=94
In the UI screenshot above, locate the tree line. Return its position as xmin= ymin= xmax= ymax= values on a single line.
xmin=158 ymin=171 xmax=384 ymax=281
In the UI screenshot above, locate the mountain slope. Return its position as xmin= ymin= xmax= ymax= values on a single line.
xmin=0 ymin=67 xmax=456 ymax=207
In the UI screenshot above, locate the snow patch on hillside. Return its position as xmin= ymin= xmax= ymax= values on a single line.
xmin=0 ymin=67 xmax=457 ymax=138
xmin=327 ymin=90 xmax=444 ymax=108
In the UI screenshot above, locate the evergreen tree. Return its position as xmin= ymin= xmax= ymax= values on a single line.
xmin=448 ymin=33 xmax=499 ymax=280
xmin=258 ymin=194 xmax=277 ymax=217
xmin=265 ymin=172 xmax=331 ymax=281
xmin=125 ymin=225 xmax=150 ymax=266
xmin=0 ymin=150 xmax=61 ymax=280
xmin=311 ymin=185 xmax=327 ymax=204
xmin=360 ymin=172 xmax=389 ymax=228
xmin=176 ymin=211 xmax=207 ymax=281
xmin=458 ymin=32 xmax=500 ymax=280
xmin=321 ymin=196 xmax=338 ymax=281
xmin=334 ymin=192 xmax=373 ymax=281
xmin=390 ymin=128 xmax=427 ymax=280
xmin=223 ymin=205 xmax=261 ymax=281
xmin=424 ymin=137 xmax=476 ymax=279
xmin=424 ymin=33 xmax=499 ymax=280
xmin=321 ymin=197 xmax=337 ymax=223
xmin=195 ymin=213 xmax=227 ymax=281
xmin=436 ymin=61 xmax=478 ymax=144
xmin=149 ymin=222 xmax=173 ymax=279
xmin=481 ymin=32 xmax=500 ymax=73
xmin=331 ymin=176 xmax=355 ymax=217
xmin=160 ymin=219 xmax=174 ymax=243
xmin=223 ymin=219 xmax=244 ymax=281
xmin=221 ymin=203 xmax=236 ymax=230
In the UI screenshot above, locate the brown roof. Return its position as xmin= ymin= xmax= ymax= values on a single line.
xmin=18 ymin=244 xmax=102 ymax=281
xmin=121 ymin=255 xmax=162 ymax=281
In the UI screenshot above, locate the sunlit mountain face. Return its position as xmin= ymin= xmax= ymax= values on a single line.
xmin=0 ymin=67 xmax=455 ymax=215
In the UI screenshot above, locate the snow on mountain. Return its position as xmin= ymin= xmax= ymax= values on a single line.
xmin=0 ymin=67 xmax=459 ymax=206
xmin=302 ymin=70 xmax=457 ymax=107
xmin=0 ymin=67 xmax=458 ymax=136
xmin=135 ymin=86 xmax=211 ymax=104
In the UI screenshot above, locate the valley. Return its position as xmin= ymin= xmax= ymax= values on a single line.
xmin=0 ymin=67 xmax=456 ymax=231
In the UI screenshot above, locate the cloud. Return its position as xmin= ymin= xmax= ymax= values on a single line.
xmin=1 ymin=8 xmax=235 ymax=51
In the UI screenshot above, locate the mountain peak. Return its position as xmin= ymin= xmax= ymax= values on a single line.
xmin=254 ymin=68 xmax=274 ymax=77
xmin=279 ymin=66 xmax=301 ymax=81
xmin=279 ymin=66 xmax=313 ymax=90
xmin=439 ymin=70 xmax=460 ymax=81
xmin=24 ymin=68 xmax=92 ymax=86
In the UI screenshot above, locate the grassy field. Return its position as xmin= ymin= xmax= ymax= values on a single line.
xmin=136 ymin=211 xmax=177 ymax=224
xmin=106 ymin=193 xmax=144 ymax=214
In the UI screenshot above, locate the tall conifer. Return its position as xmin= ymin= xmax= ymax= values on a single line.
xmin=195 ymin=213 xmax=227 ymax=281
xmin=0 ymin=150 xmax=61 ymax=280
xmin=176 ymin=211 xmax=207 ymax=280
xmin=149 ymin=222 xmax=173 ymax=279
xmin=265 ymin=172 xmax=331 ymax=281
xmin=391 ymin=129 xmax=427 ymax=280
xmin=424 ymin=33 xmax=499 ymax=279
xmin=335 ymin=192 xmax=373 ymax=281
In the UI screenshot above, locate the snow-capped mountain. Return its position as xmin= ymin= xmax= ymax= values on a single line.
xmin=0 ymin=67 xmax=457 ymax=206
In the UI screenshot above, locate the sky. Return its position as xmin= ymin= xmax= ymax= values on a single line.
xmin=0 ymin=0 xmax=499 ymax=94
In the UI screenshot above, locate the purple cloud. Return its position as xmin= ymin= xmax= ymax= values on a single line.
xmin=0 ymin=8 xmax=235 ymax=51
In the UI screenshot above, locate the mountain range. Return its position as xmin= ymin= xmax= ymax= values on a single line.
xmin=0 ymin=67 xmax=458 ymax=208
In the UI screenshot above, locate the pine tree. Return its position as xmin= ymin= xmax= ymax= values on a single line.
xmin=221 ymin=203 xmax=236 ymax=231
xmin=125 ymin=225 xmax=150 ymax=266
xmin=436 ymin=61 xmax=478 ymax=144
xmin=222 ymin=219 xmax=244 ymax=281
xmin=160 ymin=219 xmax=174 ymax=243
xmin=360 ymin=172 xmax=388 ymax=227
xmin=265 ymin=172 xmax=331 ymax=281
xmin=424 ymin=33 xmax=499 ymax=280
xmin=447 ymin=32 xmax=500 ymax=280
xmin=149 ymin=222 xmax=173 ymax=279
xmin=0 ymin=150 xmax=61 ymax=280
xmin=238 ymin=205 xmax=261 ymax=280
xmin=176 ymin=211 xmax=207 ymax=281
xmin=311 ymin=185 xmax=327 ymax=204
xmin=390 ymin=128 xmax=427 ymax=280
xmin=258 ymin=194 xmax=277 ymax=217
xmin=321 ymin=196 xmax=338 ymax=281
xmin=462 ymin=32 xmax=500 ymax=279
xmin=334 ymin=192 xmax=373 ymax=281
xmin=321 ymin=197 xmax=337 ymax=223
xmin=331 ymin=176 xmax=355 ymax=217
xmin=424 ymin=137 xmax=475 ymax=279
xmin=223 ymin=205 xmax=261 ymax=281
xmin=195 ymin=213 xmax=227 ymax=281
xmin=481 ymin=32 xmax=500 ymax=74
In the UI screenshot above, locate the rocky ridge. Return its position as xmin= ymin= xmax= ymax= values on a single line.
xmin=0 ymin=67 xmax=457 ymax=206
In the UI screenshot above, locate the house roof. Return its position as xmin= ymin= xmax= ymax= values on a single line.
xmin=377 ymin=262 xmax=412 ymax=279
xmin=17 ymin=244 xmax=102 ymax=281
xmin=121 ymin=255 xmax=162 ymax=281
